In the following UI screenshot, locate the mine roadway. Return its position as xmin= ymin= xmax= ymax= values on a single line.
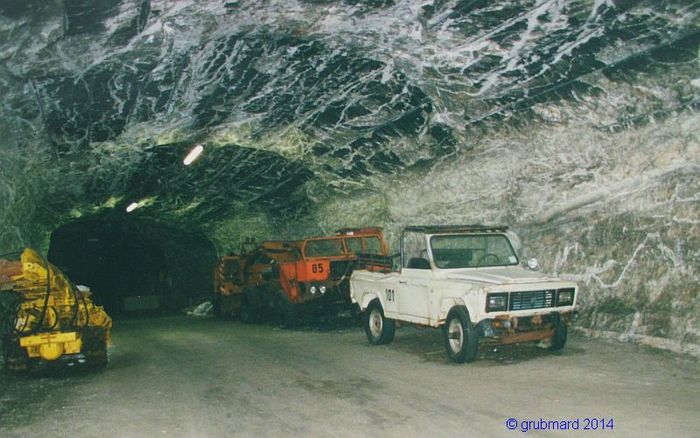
xmin=1 ymin=315 xmax=698 ymax=437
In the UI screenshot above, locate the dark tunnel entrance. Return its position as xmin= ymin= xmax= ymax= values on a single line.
xmin=48 ymin=218 xmax=217 ymax=318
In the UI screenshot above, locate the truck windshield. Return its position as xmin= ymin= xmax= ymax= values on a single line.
xmin=430 ymin=234 xmax=518 ymax=268
xmin=304 ymin=238 xmax=344 ymax=257
xmin=345 ymin=236 xmax=383 ymax=255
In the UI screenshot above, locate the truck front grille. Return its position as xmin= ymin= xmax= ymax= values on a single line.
xmin=509 ymin=290 xmax=555 ymax=311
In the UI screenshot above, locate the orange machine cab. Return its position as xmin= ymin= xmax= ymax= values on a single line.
xmin=213 ymin=228 xmax=389 ymax=316
xmin=278 ymin=228 xmax=388 ymax=304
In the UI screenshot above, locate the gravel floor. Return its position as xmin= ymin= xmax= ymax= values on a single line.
xmin=1 ymin=315 xmax=698 ymax=437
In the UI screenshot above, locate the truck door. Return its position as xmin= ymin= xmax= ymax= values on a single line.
xmin=393 ymin=231 xmax=433 ymax=323
xmin=395 ymin=266 xmax=431 ymax=323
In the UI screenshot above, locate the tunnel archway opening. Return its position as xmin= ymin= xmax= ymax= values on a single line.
xmin=47 ymin=218 xmax=217 ymax=318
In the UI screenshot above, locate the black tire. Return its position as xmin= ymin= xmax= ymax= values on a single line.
xmin=277 ymin=291 xmax=298 ymax=328
xmin=2 ymin=334 xmax=28 ymax=371
xmin=350 ymin=303 xmax=361 ymax=321
xmin=82 ymin=328 xmax=108 ymax=369
xmin=363 ymin=300 xmax=395 ymax=345
xmin=212 ymin=296 xmax=222 ymax=318
xmin=239 ymin=288 xmax=259 ymax=324
xmin=548 ymin=317 xmax=568 ymax=351
xmin=443 ymin=307 xmax=478 ymax=363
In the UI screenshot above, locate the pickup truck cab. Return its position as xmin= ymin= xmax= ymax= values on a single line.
xmin=350 ymin=225 xmax=577 ymax=363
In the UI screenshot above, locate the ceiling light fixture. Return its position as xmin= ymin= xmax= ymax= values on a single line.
xmin=126 ymin=202 xmax=139 ymax=213
xmin=183 ymin=144 xmax=204 ymax=165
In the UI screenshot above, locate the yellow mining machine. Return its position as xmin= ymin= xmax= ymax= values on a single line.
xmin=0 ymin=248 xmax=112 ymax=371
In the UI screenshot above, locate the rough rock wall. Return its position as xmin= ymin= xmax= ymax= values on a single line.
xmin=521 ymin=116 xmax=699 ymax=356
xmin=0 ymin=144 xmax=53 ymax=253
xmin=280 ymin=109 xmax=699 ymax=355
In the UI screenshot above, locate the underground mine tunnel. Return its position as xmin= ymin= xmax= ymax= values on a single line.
xmin=0 ymin=0 xmax=698 ymax=436
xmin=47 ymin=218 xmax=217 ymax=316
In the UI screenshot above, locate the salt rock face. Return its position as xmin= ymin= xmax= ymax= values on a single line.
xmin=0 ymin=1 xmax=698 ymax=353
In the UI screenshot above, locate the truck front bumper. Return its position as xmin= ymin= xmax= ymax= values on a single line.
xmin=19 ymin=331 xmax=82 ymax=360
xmin=477 ymin=311 xmax=576 ymax=345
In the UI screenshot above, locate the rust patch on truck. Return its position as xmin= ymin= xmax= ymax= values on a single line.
xmin=498 ymin=328 xmax=555 ymax=345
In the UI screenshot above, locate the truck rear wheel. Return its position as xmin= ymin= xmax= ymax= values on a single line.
xmin=364 ymin=300 xmax=395 ymax=345
xmin=443 ymin=307 xmax=478 ymax=363
xmin=239 ymin=288 xmax=259 ymax=323
xmin=212 ymin=296 xmax=222 ymax=318
xmin=2 ymin=335 xmax=28 ymax=371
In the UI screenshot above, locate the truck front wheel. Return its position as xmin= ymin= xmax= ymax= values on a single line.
xmin=548 ymin=317 xmax=567 ymax=351
xmin=277 ymin=291 xmax=298 ymax=328
xmin=82 ymin=327 xmax=108 ymax=369
xmin=364 ymin=300 xmax=395 ymax=345
xmin=443 ymin=307 xmax=478 ymax=363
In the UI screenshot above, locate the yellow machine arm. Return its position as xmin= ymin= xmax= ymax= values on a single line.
xmin=1 ymin=248 xmax=112 ymax=370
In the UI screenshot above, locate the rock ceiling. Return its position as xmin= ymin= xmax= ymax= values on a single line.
xmin=0 ymin=0 xmax=697 ymax=247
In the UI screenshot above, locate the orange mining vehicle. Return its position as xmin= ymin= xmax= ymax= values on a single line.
xmin=213 ymin=228 xmax=389 ymax=326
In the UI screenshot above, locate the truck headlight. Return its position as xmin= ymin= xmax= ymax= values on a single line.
xmin=557 ymin=288 xmax=574 ymax=306
xmin=310 ymin=285 xmax=317 ymax=295
xmin=319 ymin=285 xmax=327 ymax=295
xmin=486 ymin=293 xmax=508 ymax=312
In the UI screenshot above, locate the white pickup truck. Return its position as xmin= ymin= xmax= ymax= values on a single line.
xmin=350 ymin=225 xmax=577 ymax=363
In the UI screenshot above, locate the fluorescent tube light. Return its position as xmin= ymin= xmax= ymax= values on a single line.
xmin=183 ymin=144 xmax=204 ymax=165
